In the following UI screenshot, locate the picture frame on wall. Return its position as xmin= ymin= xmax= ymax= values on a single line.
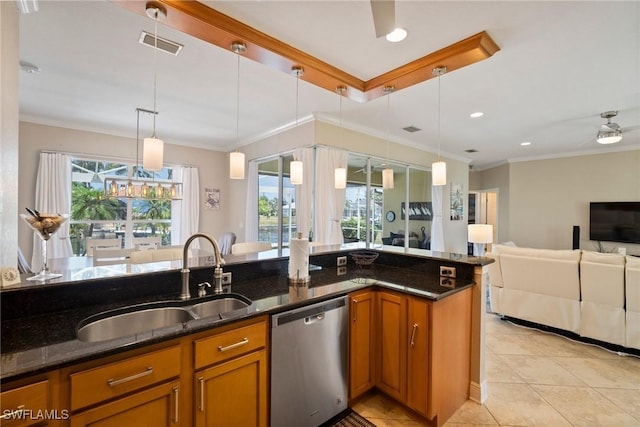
xmin=204 ymin=188 xmax=220 ymax=210
xmin=450 ymin=183 xmax=464 ymax=220
xmin=401 ymin=202 xmax=433 ymax=221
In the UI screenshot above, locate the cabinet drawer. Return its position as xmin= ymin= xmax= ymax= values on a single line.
xmin=70 ymin=345 xmax=181 ymax=411
xmin=194 ymin=320 xmax=267 ymax=369
xmin=0 ymin=380 xmax=49 ymax=427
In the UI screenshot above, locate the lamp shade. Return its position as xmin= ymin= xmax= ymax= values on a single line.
xmin=334 ymin=167 xmax=347 ymax=189
xmin=382 ymin=167 xmax=394 ymax=189
xmin=432 ymin=161 xmax=446 ymax=186
xmin=143 ymin=137 xmax=164 ymax=171
xmin=596 ymin=124 xmax=623 ymax=144
xmin=290 ymin=160 xmax=303 ymax=185
xmin=229 ymin=151 xmax=245 ymax=179
xmin=468 ymin=224 xmax=493 ymax=244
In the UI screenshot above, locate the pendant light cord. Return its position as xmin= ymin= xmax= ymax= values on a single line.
xmin=437 ymin=72 xmax=441 ymax=161
xmin=152 ymin=10 xmax=159 ymax=138
xmin=235 ymin=53 xmax=240 ymax=147
xmin=386 ymin=91 xmax=391 ymax=163
xmin=136 ymin=109 xmax=140 ymax=176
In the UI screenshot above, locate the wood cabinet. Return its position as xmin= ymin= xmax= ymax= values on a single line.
xmin=376 ymin=291 xmax=407 ymax=403
xmin=348 ymin=289 xmax=375 ymax=400
xmin=194 ymin=318 xmax=268 ymax=427
xmin=406 ymin=296 xmax=429 ymax=417
xmin=0 ymin=379 xmax=52 ymax=426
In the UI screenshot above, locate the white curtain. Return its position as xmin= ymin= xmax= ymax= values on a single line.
xmin=430 ymin=184 xmax=445 ymax=251
xmin=173 ymin=166 xmax=200 ymax=248
xmin=244 ymin=161 xmax=259 ymax=241
xmin=315 ymin=147 xmax=348 ymax=245
xmin=31 ymin=152 xmax=73 ymax=270
xmin=293 ymin=147 xmax=315 ymax=239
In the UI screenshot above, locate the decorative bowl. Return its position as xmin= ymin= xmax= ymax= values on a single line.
xmin=350 ymin=251 xmax=379 ymax=268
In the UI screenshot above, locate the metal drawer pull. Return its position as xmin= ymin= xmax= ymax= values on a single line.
xmin=173 ymin=386 xmax=179 ymax=423
xmin=0 ymin=405 xmax=24 ymax=420
xmin=352 ymin=299 xmax=358 ymax=322
xmin=107 ymin=367 xmax=153 ymax=387
xmin=198 ymin=377 xmax=205 ymax=412
xmin=410 ymin=323 xmax=418 ymax=347
xmin=217 ymin=338 xmax=249 ymax=352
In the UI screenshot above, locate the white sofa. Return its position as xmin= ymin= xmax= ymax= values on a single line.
xmin=487 ymin=244 xmax=639 ymax=350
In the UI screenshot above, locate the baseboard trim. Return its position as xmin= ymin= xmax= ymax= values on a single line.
xmin=469 ymin=380 xmax=487 ymax=404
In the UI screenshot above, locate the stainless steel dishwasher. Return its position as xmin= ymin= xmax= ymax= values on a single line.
xmin=271 ymin=295 xmax=349 ymax=427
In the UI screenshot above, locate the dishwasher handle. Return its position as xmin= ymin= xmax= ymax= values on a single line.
xmin=272 ymin=296 xmax=347 ymax=328
xmin=304 ymin=313 xmax=325 ymax=325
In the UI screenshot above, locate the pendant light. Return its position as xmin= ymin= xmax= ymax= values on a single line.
xmin=290 ymin=66 xmax=304 ymax=186
xmin=230 ymin=41 xmax=247 ymax=179
xmin=142 ymin=3 xmax=165 ymax=172
xmin=432 ymin=66 xmax=447 ymax=186
xmin=334 ymin=85 xmax=347 ymax=189
xmin=382 ymin=85 xmax=394 ymax=190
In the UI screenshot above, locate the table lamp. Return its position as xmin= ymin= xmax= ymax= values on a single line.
xmin=468 ymin=224 xmax=493 ymax=256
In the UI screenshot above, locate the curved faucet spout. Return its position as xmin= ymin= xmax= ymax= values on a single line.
xmin=181 ymin=233 xmax=225 ymax=300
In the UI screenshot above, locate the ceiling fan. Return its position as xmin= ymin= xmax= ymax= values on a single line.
xmin=595 ymin=110 xmax=640 ymax=144
xmin=369 ymin=0 xmax=404 ymax=41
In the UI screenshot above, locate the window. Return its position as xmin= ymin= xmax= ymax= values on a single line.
xmin=70 ymin=158 xmax=175 ymax=255
xmin=257 ymin=155 xmax=297 ymax=249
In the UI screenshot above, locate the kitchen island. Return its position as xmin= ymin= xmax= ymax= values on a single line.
xmin=1 ymin=248 xmax=493 ymax=426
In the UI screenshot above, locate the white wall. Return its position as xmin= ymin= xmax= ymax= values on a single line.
xmin=18 ymin=122 xmax=230 ymax=258
xmin=475 ymin=150 xmax=640 ymax=254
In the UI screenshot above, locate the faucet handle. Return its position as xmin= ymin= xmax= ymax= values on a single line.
xmin=197 ymin=282 xmax=211 ymax=297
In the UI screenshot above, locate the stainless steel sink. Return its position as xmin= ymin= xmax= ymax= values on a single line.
xmin=77 ymin=306 xmax=195 ymax=342
xmin=190 ymin=295 xmax=251 ymax=319
xmin=76 ymin=294 xmax=254 ymax=342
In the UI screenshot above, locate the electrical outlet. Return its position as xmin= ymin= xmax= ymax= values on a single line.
xmin=439 ymin=266 xmax=456 ymax=278
xmin=440 ymin=277 xmax=455 ymax=288
xmin=221 ymin=272 xmax=232 ymax=285
xmin=337 ymin=266 xmax=347 ymax=276
xmin=337 ymin=256 xmax=347 ymax=266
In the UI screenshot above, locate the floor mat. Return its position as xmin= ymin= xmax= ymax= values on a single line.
xmin=322 ymin=408 xmax=377 ymax=427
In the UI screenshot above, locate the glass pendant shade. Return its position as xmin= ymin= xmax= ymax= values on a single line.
xmin=143 ymin=137 xmax=164 ymax=171
xmin=290 ymin=160 xmax=303 ymax=185
xmin=156 ymin=183 xmax=164 ymax=198
xmin=596 ymin=124 xmax=622 ymax=144
xmin=126 ymin=181 xmax=134 ymax=197
xmin=382 ymin=167 xmax=394 ymax=190
xmin=141 ymin=182 xmax=150 ymax=198
xmin=432 ymin=161 xmax=447 ymax=186
xmin=334 ymin=167 xmax=347 ymax=189
xmin=109 ymin=179 xmax=118 ymax=195
xmin=170 ymin=183 xmax=178 ymax=199
xmin=230 ymin=151 xmax=245 ymax=179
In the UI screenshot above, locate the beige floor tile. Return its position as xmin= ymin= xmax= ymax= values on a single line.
xmin=365 ymin=418 xmax=428 ymax=427
xmin=532 ymin=384 xmax=640 ymax=426
xmin=486 ymin=354 xmax=526 ymax=383
xmin=486 ymin=333 xmax=549 ymax=356
xmin=353 ymin=393 xmax=415 ymax=421
xmin=553 ymin=357 xmax=640 ymax=389
xmin=595 ymin=387 xmax=640 ymax=420
xmin=485 ymin=316 xmax=534 ymax=336
xmin=446 ymin=400 xmax=498 ymax=425
xmin=484 ymin=382 xmax=571 ymax=426
xmin=501 ymin=354 xmax=587 ymax=386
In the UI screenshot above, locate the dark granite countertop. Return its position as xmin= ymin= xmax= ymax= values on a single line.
xmin=1 ymin=252 xmax=484 ymax=383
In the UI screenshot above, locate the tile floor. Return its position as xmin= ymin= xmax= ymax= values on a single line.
xmin=352 ymin=313 xmax=640 ymax=426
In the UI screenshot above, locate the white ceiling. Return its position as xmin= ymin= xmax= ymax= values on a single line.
xmin=18 ymin=1 xmax=640 ymax=170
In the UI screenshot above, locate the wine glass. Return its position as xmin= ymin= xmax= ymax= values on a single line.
xmin=20 ymin=213 xmax=69 ymax=281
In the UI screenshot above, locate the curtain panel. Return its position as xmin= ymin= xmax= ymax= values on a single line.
xmin=315 ymin=147 xmax=348 ymax=245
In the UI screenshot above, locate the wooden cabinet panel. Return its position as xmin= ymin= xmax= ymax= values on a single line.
xmin=70 ymin=380 xmax=181 ymax=427
xmin=0 ymin=380 xmax=50 ymax=427
xmin=70 ymin=345 xmax=181 ymax=411
xmin=348 ymin=289 xmax=375 ymax=400
xmin=406 ymin=297 xmax=429 ymax=417
xmin=194 ymin=350 xmax=268 ymax=427
xmin=376 ymin=291 xmax=407 ymax=403
xmin=194 ymin=321 xmax=266 ymax=370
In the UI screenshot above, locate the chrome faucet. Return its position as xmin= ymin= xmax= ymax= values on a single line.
xmin=181 ymin=233 xmax=225 ymax=300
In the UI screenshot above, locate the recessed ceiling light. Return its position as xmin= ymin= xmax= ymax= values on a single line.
xmin=521 ymin=141 xmax=531 ymax=146
xmin=386 ymin=28 xmax=408 ymax=42
xmin=470 ymin=112 xmax=484 ymax=118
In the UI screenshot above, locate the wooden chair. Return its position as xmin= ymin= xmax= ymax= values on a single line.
xmin=132 ymin=236 xmax=162 ymax=250
xmin=93 ymin=248 xmax=133 ymax=266
xmin=130 ymin=247 xmax=184 ymax=264
xmin=85 ymin=237 xmax=121 ymax=256
xmin=231 ymin=242 xmax=272 ymax=255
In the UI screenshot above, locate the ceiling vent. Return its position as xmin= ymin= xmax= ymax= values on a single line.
xmin=138 ymin=32 xmax=183 ymax=56
xmin=402 ymin=125 xmax=421 ymax=133
xmin=465 ymin=149 xmax=478 ymax=153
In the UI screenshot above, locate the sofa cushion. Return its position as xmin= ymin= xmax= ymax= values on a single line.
xmin=626 ymin=256 xmax=640 ymax=312
xmin=493 ymin=244 xmax=581 ymax=261
xmin=499 ymin=254 xmax=580 ymax=299
xmin=581 ymin=250 xmax=625 ymax=265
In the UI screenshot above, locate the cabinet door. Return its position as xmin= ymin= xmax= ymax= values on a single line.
xmin=70 ymin=381 xmax=181 ymax=427
xmin=376 ymin=291 xmax=407 ymax=403
xmin=0 ymin=380 xmax=50 ymax=427
xmin=406 ymin=297 xmax=430 ymax=417
xmin=195 ymin=350 xmax=267 ymax=427
xmin=349 ymin=289 xmax=375 ymax=400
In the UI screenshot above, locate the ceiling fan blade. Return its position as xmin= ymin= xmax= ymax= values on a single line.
xmin=370 ymin=0 xmax=395 ymax=38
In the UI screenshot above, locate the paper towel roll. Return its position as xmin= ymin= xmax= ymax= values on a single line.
xmin=288 ymin=237 xmax=309 ymax=279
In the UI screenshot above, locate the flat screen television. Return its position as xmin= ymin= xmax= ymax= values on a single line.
xmin=589 ymin=202 xmax=640 ymax=244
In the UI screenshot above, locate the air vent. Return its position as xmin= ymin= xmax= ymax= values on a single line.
xmin=465 ymin=149 xmax=478 ymax=153
xmin=139 ymin=32 xmax=183 ymax=56
xmin=402 ymin=125 xmax=421 ymax=133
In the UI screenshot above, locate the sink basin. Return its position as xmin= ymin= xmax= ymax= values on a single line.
xmin=190 ymin=294 xmax=252 ymax=319
xmin=76 ymin=294 xmax=254 ymax=342
xmin=77 ymin=305 xmax=194 ymax=342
